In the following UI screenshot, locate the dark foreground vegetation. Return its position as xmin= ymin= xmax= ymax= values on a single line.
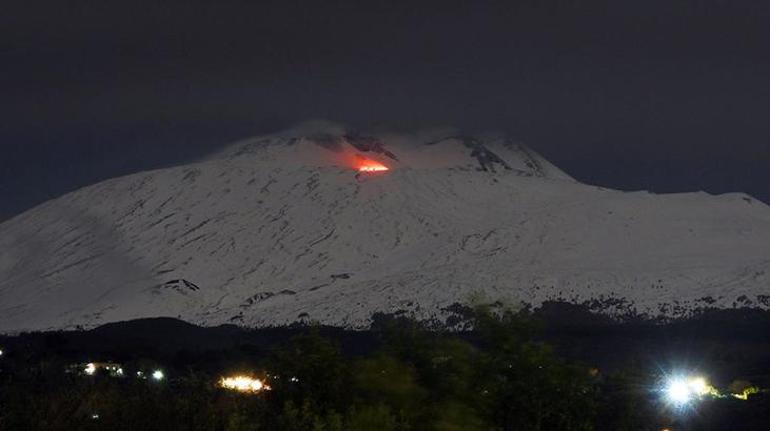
xmin=2 ymin=306 xmax=770 ymax=430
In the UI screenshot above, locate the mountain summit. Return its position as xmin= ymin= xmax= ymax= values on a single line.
xmin=1 ymin=125 xmax=769 ymax=332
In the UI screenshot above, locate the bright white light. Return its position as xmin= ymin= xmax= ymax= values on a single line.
xmin=152 ymin=370 xmax=165 ymax=381
xmin=116 ymin=368 xmax=124 ymax=376
xmin=220 ymin=376 xmax=269 ymax=393
xmin=688 ymin=377 xmax=709 ymax=396
xmin=665 ymin=378 xmax=692 ymax=405
xmin=84 ymin=363 xmax=97 ymax=376
xmin=0 ymin=348 xmax=4 ymax=356
xmin=663 ymin=375 xmax=715 ymax=406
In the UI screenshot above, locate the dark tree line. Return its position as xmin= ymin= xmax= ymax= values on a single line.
xmin=1 ymin=308 xmax=764 ymax=430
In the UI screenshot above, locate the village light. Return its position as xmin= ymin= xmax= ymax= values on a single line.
xmin=662 ymin=374 xmax=716 ymax=407
xmin=84 ymin=363 xmax=97 ymax=376
xmin=730 ymin=383 xmax=760 ymax=401
xmin=664 ymin=378 xmax=692 ymax=405
xmin=152 ymin=370 xmax=165 ymax=381
xmin=219 ymin=375 xmax=270 ymax=393
xmin=687 ymin=377 xmax=710 ymax=396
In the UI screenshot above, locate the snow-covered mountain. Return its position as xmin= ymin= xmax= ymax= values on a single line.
xmin=1 ymin=124 xmax=769 ymax=332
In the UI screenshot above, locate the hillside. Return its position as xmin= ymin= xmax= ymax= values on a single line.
xmin=1 ymin=125 xmax=769 ymax=332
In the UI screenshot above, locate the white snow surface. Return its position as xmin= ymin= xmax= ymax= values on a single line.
xmin=1 ymin=126 xmax=769 ymax=332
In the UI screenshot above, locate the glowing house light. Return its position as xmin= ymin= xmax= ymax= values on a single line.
xmin=219 ymin=376 xmax=270 ymax=393
xmin=663 ymin=375 xmax=716 ymax=406
xmin=665 ymin=378 xmax=692 ymax=405
xmin=687 ymin=377 xmax=710 ymax=396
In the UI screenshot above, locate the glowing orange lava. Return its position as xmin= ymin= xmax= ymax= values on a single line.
xmin=357 ymin=159 xmax=389 ymax=173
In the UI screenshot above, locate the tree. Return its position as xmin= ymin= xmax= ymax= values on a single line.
xmin=472 ymin=307 xmax=597 ymax=431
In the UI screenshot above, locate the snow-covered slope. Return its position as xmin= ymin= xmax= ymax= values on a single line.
xmin=1 ymin=126 xmax=769 ymax=332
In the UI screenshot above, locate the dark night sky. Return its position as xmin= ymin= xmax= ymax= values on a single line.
xmin=2 ymin=0 xmax=769 ymax=221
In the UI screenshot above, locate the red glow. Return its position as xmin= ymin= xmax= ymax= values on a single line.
xmin=357 ymin=159 xmax=389 ymax=173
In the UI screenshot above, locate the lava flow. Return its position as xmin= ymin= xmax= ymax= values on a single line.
xmin=357 ymin=158 xmax=389 ymax=173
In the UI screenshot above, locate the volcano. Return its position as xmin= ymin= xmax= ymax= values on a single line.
xmin=1 ymin=124 xmax=769 ymax=332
